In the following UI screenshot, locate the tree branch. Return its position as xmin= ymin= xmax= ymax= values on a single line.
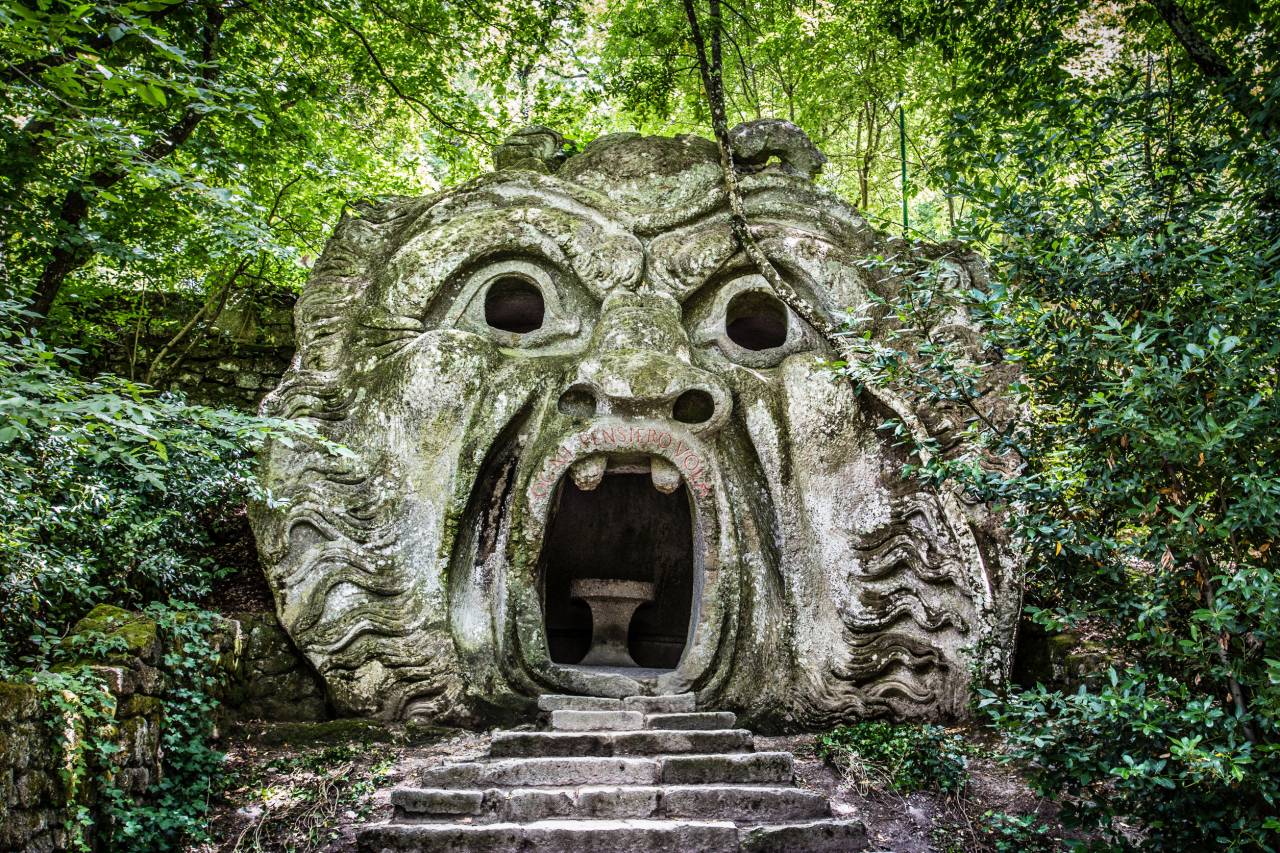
xmin=681 ymin=0 xmax=836 ymax=342
xmin=314 ymin=0 xmax=496 ymax=145
xmin=1147 ymin=0 xmax=1279 ymax=142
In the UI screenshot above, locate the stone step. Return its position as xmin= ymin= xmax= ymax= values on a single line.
xmin=358 ymin=818 xmax=868 ymax=853
xmin=658 ymin=752 xmax=793 ymax=785
xmin=489 ymin=729 xmax=753 ymax=758
xmin=358 ymin=818 xmax=739 ymax=853
xmin=537 ymin=695 xmax=622 ymax=713
xmin=739 ymin=819 xmax=870 ymax=852
xmin=419 ymin=758 xmax=659 ymax=788
xmin=622 ymin=693 xmax=696 ymax=714
xmin=391 ymin=784 xmax=828 ymax=824
xmin=646 ymin=711 xmax=737 ymax=730
xmin=550 ymin=710 xmax=645 ymax=731
xmin=547 ymin=709 xmax=738 ymax=732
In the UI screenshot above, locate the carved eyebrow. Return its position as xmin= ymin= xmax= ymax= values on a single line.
xmin=648 ymin=216 xmax=840 ymax=304
xmin=362 ymin=213 xmax=579 ymax=327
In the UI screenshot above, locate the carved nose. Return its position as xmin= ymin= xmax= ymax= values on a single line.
xmin=559 ymin=359 xmax=730 ymax=431
xmin=559 ymin=293 xmax=732 ymax=433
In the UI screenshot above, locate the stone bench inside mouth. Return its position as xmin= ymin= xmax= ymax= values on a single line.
xmin=571 ymin=579 xmax=655 ymax=667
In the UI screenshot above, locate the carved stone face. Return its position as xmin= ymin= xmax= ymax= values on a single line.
xmin=250 ymin=127 xmax=1020 ymax=725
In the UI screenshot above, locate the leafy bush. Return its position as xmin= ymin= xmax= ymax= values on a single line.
xmin=826 ymin=4 xmax=1280 ymax=848
xmin=980 ymin=810 xmax=1058 ymax=853
xmin=815 ymin=720 xmax=969 ymax=794
xmin=982 ymin=671 xmax=1276 ymax=851
xmin=0 ymin=299 xmax=309 ymax=669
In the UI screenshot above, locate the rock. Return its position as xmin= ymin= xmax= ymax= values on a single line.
xmin=550 ymin=710 xmax=644 ymax=731
xmin=538 ymin=695 xmax=623 ymax=712
xmin=645 ymin=712 xmax=736 ymax=730
xmin=67 ymin=605 xmax=159 ymax=663
xmin=729 ymin=118 xmax=828 ymax=178
xmin=254 ymin=718 xmax=392 ymax=745
xmin=621 ymin=694 xmax=696 ymax=714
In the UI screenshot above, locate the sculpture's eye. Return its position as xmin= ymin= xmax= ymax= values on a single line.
xmin=725 ymin=291 xmax=788 ymax=351
xmin=451 ymin=257 xmax=587 ymax=349
xmin=687 ymin=273 xmax=813 ymax=368
xmin=485 ymin=276 xmax=545 ymax=334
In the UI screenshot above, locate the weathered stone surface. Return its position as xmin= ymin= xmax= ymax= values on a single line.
xmin=359 ymin=819 xmax=741 ymax=853
xmin=222 ymin=611 xmax=329 ymax=722
xmin=391 ymin=787 xmax=484 ymax=816
xmin=660 ymin=785 xmax=829 ymax=821
xmin=495 ymin=788 xmax=577 ymax=822
xmin=738 ymin=819 xmax=870 ymax=852
xmin=477 ymin=758 xmax=659 ymax=788
xmin=362 ymin=693 xmax=867 ymax=853
xmin=538 ymin=695 xmax=622 ymax=712
xmin=69 ymin=604 xmax=159 ymax=663
xmin=622 ymin=694 xmax=696 ymax=715
xmin=490 ymin=729 xmax=753 ymax=758
xmin=250 ymin=122 xmax=1022 ymax=725
xmin=658 ymin=752 xmax=793 ymax=785
xmin=645 ymin=711 xmax=735 ymax=730
xmin=550 ymin=710 xmax=644 ymax=731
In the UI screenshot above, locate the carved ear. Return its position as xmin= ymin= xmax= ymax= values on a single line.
xmin=493 ymin=125 xmax=574 ymax=174
xmin=729 ymin=119 xmax=827 ymax=180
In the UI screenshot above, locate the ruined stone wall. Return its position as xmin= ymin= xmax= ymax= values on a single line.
xmin=223 ymin=611 xmax=329 ymax=722
xmin=85 ymin=293 xmax=295 ymax=411
xmin=0 ymin=683 xmax=66 ymax=852
xmin=0 ymin=605 xmax=326 ymax=850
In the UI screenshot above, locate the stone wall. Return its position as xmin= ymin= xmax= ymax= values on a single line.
xmin=85 ymin=292 xmax=295 ymax=411
xmin=0 ymin=605 xmax=326 ymax=850
xmin=0 ymin=605 xmax=167 ymax=851
xmin=0 ymin=682 xmax=65 ymax=852
xmin=223 ymin=611 xmax=329 ymax=722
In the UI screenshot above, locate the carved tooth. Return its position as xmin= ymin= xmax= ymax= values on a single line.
xmin=650 ymin=456 xmax=681 ymax=494
xmin=570 ymin=455 xmax=606 ymax=491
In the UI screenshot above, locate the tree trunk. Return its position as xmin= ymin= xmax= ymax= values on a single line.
xmin=1147 ymin=0 xmax=1279 ymax=142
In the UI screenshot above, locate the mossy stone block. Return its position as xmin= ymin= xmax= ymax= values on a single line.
xmin=0 ymin=682 xmax=39 ymax=720
xmin=68 ymin=605 xmax=159 ymax=663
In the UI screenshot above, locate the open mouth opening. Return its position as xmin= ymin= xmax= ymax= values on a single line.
xmin=540 ymin=455 xmax=695 ymax=671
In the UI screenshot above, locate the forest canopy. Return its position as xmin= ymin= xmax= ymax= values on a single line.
xmin=2 ymin=0 xmax=1279 ymax=850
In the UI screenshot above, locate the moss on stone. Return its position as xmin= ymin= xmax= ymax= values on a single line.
xmin=254 ymin=718 xmax=393 ymax=746
xmin=69 ymin=605 xmax=159 ymax=662
xmin=0 ymin=682 xmax=40 ymax=720
xmin=118 ymin=695 xmax=163 ymax=718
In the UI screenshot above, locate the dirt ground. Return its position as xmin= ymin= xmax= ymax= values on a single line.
xmin=198 ymin=722 xmax=1071 ymax=853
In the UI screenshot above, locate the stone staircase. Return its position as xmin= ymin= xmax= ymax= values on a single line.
xmin=357 ymin=693 xmax=868 ymax=852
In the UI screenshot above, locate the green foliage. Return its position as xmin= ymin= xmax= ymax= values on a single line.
xmin=31 ymin=603 xmax=226 ymax=851
xmin=837 ymin=2 xmax=1280 ymax=848
xmin=33 ymin=666 xmax=119 ymax=850
xmin=0 ymin=299 xmax=310 ymax=667
xmin=982 ymin=670 xmax=1269 ymax=849
xmin=980 ymin=810 xmax=1059 ymax=853
xmin=814 ymin=720 xmax=969 ymax=794
xmin=594 ymin=0 xmax=955 ymax=231
xmin=105 ymin=603 xmax=227 ymax=850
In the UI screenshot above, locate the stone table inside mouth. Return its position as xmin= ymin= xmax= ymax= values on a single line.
xmin=571 ymin=579 xmax=655 ymax=667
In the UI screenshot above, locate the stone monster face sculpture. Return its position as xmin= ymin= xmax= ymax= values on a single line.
xmin=250 ymin=123 xmax=1020 ymax=726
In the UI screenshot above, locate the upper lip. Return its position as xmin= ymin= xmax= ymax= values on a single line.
xmin=528 ymin=421 xmax=717 ymax=503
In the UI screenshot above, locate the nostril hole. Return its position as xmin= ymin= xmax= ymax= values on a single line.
xmin=558 ymin=386 xmax=597 ymax=419
xmin=673 ymin=389 xmax=716 ymax=424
